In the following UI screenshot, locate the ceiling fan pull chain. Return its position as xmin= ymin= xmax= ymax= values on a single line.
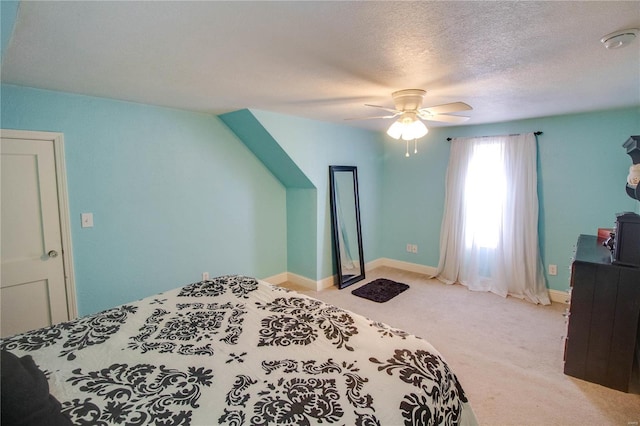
xmin=414 ymin=139 xmax=418 ymax=154
xmin=405 ymin=140 xmax=410 ymax=157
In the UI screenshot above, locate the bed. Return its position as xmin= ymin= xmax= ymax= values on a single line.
xmin=1 ymin=275 xmax=477 ymax=425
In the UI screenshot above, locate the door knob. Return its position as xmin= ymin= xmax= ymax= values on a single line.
xmin=48 ymin=250 xmax=59 ymax=258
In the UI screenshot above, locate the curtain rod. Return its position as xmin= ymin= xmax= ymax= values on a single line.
xmin=446 ymin=131 xmax=542 ymax=142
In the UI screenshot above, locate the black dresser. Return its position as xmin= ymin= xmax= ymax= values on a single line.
xmin=564 ymin=234 xmax=640 ymax=392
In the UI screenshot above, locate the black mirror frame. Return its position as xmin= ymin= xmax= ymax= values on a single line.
xmin=329 ymin=165 xmax=365 ymax=289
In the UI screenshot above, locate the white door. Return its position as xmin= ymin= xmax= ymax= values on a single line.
xmin=1 ymin=131 xmax=75 ymax=337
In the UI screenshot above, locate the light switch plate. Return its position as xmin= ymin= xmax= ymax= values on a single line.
xmin=81 ymin=212 xmax=94 ymax=228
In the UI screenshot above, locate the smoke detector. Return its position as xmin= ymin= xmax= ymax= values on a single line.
xmin=600 ymin=29 xmax=638 ymax=49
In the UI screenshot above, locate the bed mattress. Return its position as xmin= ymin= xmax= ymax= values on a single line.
xmin=1 ymin=275 xmax=477 ymax=425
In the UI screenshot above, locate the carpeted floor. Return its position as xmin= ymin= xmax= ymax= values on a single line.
xmin=280 ymin=266 xmax=640 ymax=425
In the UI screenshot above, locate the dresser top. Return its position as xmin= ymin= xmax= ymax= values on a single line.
xmin=575 ymin=234 xmax=613 ymax=265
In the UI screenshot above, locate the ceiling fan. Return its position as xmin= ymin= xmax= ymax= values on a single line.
xmin=350 ymin=89 xmax=472 ymax=157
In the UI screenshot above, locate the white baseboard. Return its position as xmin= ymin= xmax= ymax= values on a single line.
xmin=263 ymin=258 xmax=436 ymax=291
xmin=287 ymin=272 xmax=322 ymax=290
xmin=261 ymin=272 xmax=289 ymax=285
xmin=370 ymin=258 xmax=437 ymax=277
xmin=364 ymin=258 xmax=385 ymax=271
xmin=548 ymin=289 xmax=569 ymax=304
xmin=264 ymin=259 xmax=569 ymax=303
xmin=263 ymin=271 xmax=329 ymax=291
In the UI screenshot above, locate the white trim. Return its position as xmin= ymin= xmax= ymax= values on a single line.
xmin=266 ymin=258 xmax=438 ymax=291
xmin=364 ymin=258 xmax=385 ymax=271
xmin=265 ymin=259 xmax=569 ymax=304
xmin=317 ymin=274 xmax=335 ymax=290
xmin=549 ymin=289 xmax=569 ymax=304
xmin=0 ymin=129 xmax=78 ymax=319
xmin=287 ymin=272 xmax=321 ymax=291
xmin=369 ymin=257 xmax=438 ymax=276
xmin=373 ymin=259 xmax=570 ymax=304
xmin=264 ymin=272 xmax=332 ymax=291
xmin=261 ymin=272 xmax=288 ymax=285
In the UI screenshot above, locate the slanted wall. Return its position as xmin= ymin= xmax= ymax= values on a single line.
xmin=220 ymin=109 xmax=384 ymax=284
xmin=219 ymin=110 xmax=318 ymax=281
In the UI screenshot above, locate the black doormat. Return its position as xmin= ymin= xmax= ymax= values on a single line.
xmin=351 ymin=279 xmax=409 ymax=303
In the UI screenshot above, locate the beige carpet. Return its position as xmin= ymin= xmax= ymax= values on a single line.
xmin=280 ymin=266 xmax=640 ymax=425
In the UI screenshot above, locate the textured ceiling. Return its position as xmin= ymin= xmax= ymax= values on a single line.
xmin=2 ymin=1 xmax=639 ymax=132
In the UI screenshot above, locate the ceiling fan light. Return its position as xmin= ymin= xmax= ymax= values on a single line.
xmin=386 ymin=120 xmax=404 ymax=139
xmin=400 ymin=119 xmax=428 ymax=140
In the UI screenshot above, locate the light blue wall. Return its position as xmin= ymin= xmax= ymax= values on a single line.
xmin=382 ymin=107 xmax=640 ymax=292
xmin=287 ymin=188 xmax=317 ymax=277
xmin=2 ymin=84 xmax=635 ymax=307
xmin=382 ymin=127 xmax=451 ymax=268
xmin=1 ymin=84 xmax=287 ymax=316
xmin=219 ymin=110 xmax=314 ymax=188
xmin=250 ymin=110 xmax=385 ymax=280
xmin=219 ymin=109 xmax=319 ymax=279
xmin=1 ymin=0 xmax=638 ymax=303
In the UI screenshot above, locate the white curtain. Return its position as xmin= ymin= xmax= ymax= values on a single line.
xmin=435 ymin=133 xmax=550 ymax=305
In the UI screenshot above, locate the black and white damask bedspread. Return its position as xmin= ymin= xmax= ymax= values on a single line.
xmin=1 ymin=275 xmax=477 ymax=425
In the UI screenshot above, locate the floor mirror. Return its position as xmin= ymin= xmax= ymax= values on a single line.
xmin=329 ymin=165 xmax=365 ymax=289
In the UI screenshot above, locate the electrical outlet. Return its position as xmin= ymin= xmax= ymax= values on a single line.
xmin=411 ymin=244 xmax=418 ymax=253
xmin=548 ymin=264 xmax=557 ymax=276
xmin=406 ymin=244 xmax=412 ymax=253
xmin=202 ymin=272 xmax=210 ymax=281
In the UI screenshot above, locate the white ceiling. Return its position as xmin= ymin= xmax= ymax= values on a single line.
xmin=2 ymin=1 xmax=639 ymax=132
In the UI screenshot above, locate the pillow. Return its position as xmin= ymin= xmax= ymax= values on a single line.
xmin=1 ymin=349 xmax=72 ymax=426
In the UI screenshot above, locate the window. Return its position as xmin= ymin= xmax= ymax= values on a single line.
xmin=435 ymin=133 xmax=550 ymax=304
xmin=464 ymin=143 xmax=506 ymax=249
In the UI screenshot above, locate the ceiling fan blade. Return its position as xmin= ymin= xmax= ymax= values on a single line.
xmin=420 ymin=102 xmax=472 ymax=115
xmin=364 ymin=104 xmax=402 ymax=114
xmin=419 ymin=113 xmax=470 ymax=124
xmin=344 ymin=113 xmax=400 ymax=121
